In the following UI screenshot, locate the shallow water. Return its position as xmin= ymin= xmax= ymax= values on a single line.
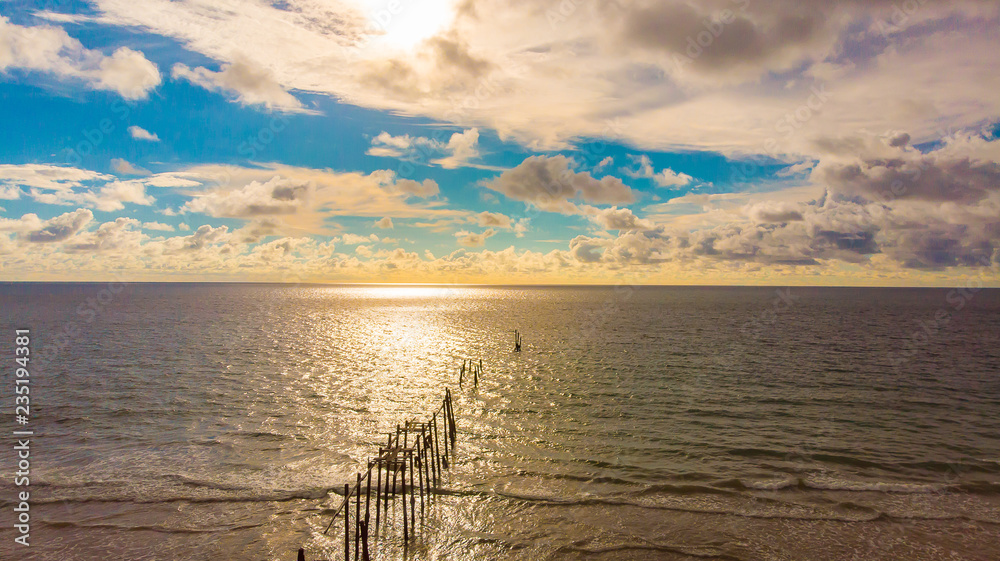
xmin=1 ymin=283 xmax=999 ymax=560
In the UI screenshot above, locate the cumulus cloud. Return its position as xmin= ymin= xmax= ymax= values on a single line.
xmin=583 ymin=206 xmax=654 ymax=231
xmin=484 ymin=155 xmax=634 ymax=213
xmin=24 ymin=208 xmax=93 ymax=243
xmin=816 ymin=149 xmax=1000 ymax=204
xmin=434 ymin=128 xmax=480 ymax=169
xmin=111 ymin=158 xmax=150 ymax=176
xmin=339 ymin=233 xmax=380 ymax=245
xmin=65 ymin=216 xmax=144 ymax=252
xmin=0 ymin=164 xmax=155 ymax=211
xmin=745 ymin=201 xmax=805 ymax=223
xmin=367 ymin=128 xmax=482 ymax=168
xmin=183 ymin=176 xmax=312 ymax=217
xmin=394 ymin=178 xmax=440 ymax=197
xmin=128 ymin=126 xmax=160 ymax=142
xmin=455 ymin=228 xmax=496 ymax=247
xmin=174 ymin=164 xmax=464 ymax=236
xmin=0 ymin=17 xmax=160 ymax=99
xmin=623 ymin=155 xmax=693 ymax=187
xmin=142 ymin=221 xmax=174 ymax=231
xmin=513 ymin=218 xmax=529 ymax=238
xmin=171 ymin=59 xmax=305 ymax=112
xmin=375 ymin=216 xmax=394 ymax=229
xmin=475 ymin=211 xmax=511 ymax=229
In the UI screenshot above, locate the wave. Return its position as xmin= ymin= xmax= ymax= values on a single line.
xmin=19 ymin=486 xmax=341 ymax=507
xmin=163 ymin=474 xmax=251 ymax=491
xmin=555 ymin=542 xmax=746 ymax=560
xmin=42 ymin=520 xmax=264 ymax=534
xmin=485 ymin=489 xmax=884 ymax=523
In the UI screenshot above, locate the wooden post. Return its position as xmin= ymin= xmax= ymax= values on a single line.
xmin=416 ymin=428 xmax=425 ymax=518
xmin=355 ymin=473 xmax=361 ymax=560
xmin=401 ymin=458 xmax=408 ymax=543
xmin=425 ymin=433 xmax=433 ymax=493
xmin=360 ymin=520 xmax=371 ymax=561
xmin=390 ymin=431 xmax=399 ymax=500
xmin=375 ymin=452 xmax=383 ymax=535
xmin=408 ymin=448 xmax=416 ymax=533
xmin=446 ymin=389 xmax=456 ymax=444
xmin=440 ymin=404 xmax=450 ymax=467
xmin=298 ymin=548 xmax=305 ymax=561
xmin=365 ymin=460 xmax=372 ymax=530
xmin=432 ymin=413 xmax=442 ymax=480
xmin=344 ymin=483 xmax=350 ymax=561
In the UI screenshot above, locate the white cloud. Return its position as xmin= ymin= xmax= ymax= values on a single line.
xmin=0 ymin=17 xmax=160 ymax=99
xmin=623 ymin=155 xmax=693 ymax=188
xmin=88 ymin=0 xmax=1000 ymax=158
xmin=128 ymin=126 xmax=160 ymax=142
xmin=375 ymin=216 xmax=394 ymax=229
xmin=176 ymin=164 xmax=465 ymax=236
xmin=475 ymin=211 xmax=511 ymax=229
xmin=339 ymin=233 xmax=380 ymax=245
xmin=583 ymin=206 xmax=654 ymax=231
xmin=183 ymin=176 xmax=313 ymax=218
xmin=484 ymin=155 xmax=634 ymax=214
xmin=142 ymin=221 xmax=175 ymax=231
xmin=513 ymin=218 xmax=529 ymax=238
xmin=594 ymin=156 xmax=614 ymax=172
xmin=455 ymin=228 xmax=496 ymax=247
xmin=367 ymin=128 xmax=482 ymax=169
xmin=0 ymin=164 xmax=113 ymax=191
xmin=0 ymin=164 xmax=167 ymax=211
xmin=23 ymin=208 xmax=94 ymax=243
xmin=171 ymin=59 xmax=306 ymax=113
xmin=111 ymin=158 xmax=150 ymax=175
xmin=434 ymin=128 xmax=480 ymax=169
xmin=0 ymin=185 xmax=23 ymax=200
xmin=65 ymin=216 xmax=144 ymax=252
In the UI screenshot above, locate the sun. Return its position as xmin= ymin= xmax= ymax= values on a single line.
xmin=357 ymin=0 xmax=458 ymax=51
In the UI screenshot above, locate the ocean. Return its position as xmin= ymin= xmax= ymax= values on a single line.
xmin=1 ymin=283 xmax=999 ymax=560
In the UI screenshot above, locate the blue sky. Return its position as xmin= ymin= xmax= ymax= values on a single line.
xmin=1 ymin=0 xmax=999 ymax=284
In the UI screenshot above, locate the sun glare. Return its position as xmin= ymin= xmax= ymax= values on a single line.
xmin=356 ymin=285 xmax=461 ymax=299
xmin=358 ymin=0 xmax=457 ymax=51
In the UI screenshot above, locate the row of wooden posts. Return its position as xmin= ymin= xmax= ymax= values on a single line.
xmin=298 ymin=389 xmax=458 ymax=561
xmin=458 ymin=358 xmax=482 ymax=388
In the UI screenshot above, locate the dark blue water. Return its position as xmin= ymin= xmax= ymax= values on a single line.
xmin=1 ymin=284 xmax=999 ymax=560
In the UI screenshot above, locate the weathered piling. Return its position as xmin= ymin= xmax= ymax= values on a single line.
xmin=360 ymin=519 xmax=371 ymax=561
xmin=344 ymin=483 xmax=349 ymax=561
xmin=355 ymin=473 xmax=361 ymax=560
xmin=514 ymin=329 xmax=522 ymax=352
xmin=309 ymin=390 xmax=458 ymax=561
xmin=374 ymin=449 xmax=383 ymax=535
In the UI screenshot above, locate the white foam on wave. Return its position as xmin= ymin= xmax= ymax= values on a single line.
xmin=804 ymin=475 xmax=947 ymax=494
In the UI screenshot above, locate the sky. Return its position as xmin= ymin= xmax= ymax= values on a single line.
xmin=1 ymin=0 xmax=999 ymax=285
